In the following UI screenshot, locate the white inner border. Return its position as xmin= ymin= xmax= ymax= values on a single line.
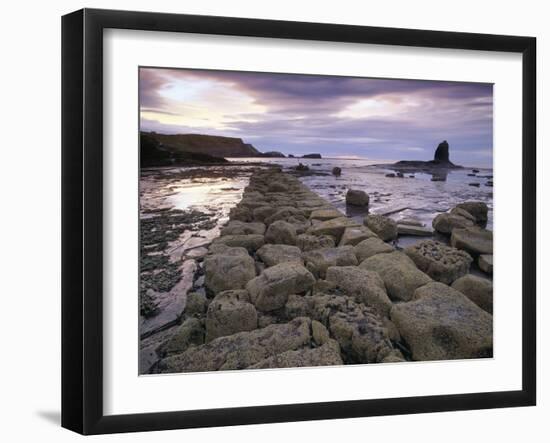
xmin=103 ymin=29 xmax=523 ymax=416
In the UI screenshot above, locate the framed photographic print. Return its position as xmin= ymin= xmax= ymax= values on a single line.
xmin=61 ymin=8 xmax=536 ymax=435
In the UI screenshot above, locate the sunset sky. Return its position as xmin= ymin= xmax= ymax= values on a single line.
xmin=140 ymin=68 xmax=493 ymax=166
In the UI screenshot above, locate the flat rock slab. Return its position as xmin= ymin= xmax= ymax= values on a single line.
xmin=257 ymin=244 xmax=303 ymax=267
xmin=397 ymin=224 xmax=433 ymax=236
xmin=303 ymin=246 xmax=358 ymax=278
xmin=306 ymin=217 xmax=361 ymax=243
xmin=220 ymin=220 xmax=266 ymax=236
xmin=211 ymin=234 xmax=265 ymax=252
xmin=451 ymin=226 xmax=493 ymax=256
xmin=140 ymin=259 xmax=196 ymax=338
xmin=339 ymin=226 xmax=378 ymax=246
xmin=360 ymin=251 xmax=432 ymax=302
xmin=156 ymin=317 xmax=313 ymax=372
xmin=246 ymin=262 xmax=315 ymax=312
xmin=391 ymin=282 xmax=493 ymax=361
xmin=354 ymin=237 xmax=394 ymax=263
xmin=309 ymin=208 xmax=345 ymax=221
xmin=404 ymin=240 xmax=472 ymax=284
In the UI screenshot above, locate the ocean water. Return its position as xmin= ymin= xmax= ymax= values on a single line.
xmin=229 ymin=157 xmax=494 ymax=230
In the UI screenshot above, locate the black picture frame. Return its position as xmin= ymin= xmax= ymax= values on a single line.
xmin=62 ymin=8 xmax=537 ymax=435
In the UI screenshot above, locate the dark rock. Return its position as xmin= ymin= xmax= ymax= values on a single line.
xmin=302 ymin=153 xmax=322 ymax=159
xmin=345 ymin=189 xmax=370 ymax=207
xmin=434 ymin=140 xmax=452 ymax=164
xmin=332 ymin=167 xmax=342 ymax=176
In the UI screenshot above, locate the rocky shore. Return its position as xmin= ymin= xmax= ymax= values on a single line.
xmin=141 ymin=168 xmax=494 ymax=374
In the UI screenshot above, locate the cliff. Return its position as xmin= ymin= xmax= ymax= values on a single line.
xmin=144 ymin=132 xmax=260 ymax=158
xmin=140 ymin=133 xmax=228 ymax=167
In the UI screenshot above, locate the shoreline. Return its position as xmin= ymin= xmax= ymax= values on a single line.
xmin=140 ymin=168 xmax=494 ymax=374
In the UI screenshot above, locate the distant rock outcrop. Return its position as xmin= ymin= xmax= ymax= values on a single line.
xmin=144 ymin=132 xmax=261 ymax=158
xmin=434 ymin=140 xmax=451 ymax=164
xmin=391 ymin=140 xmax=461 ymax=170
xmin=302 ymin=153 xmax=322 ymax=159
xmin=259 ymin=151 xmax=286 ymax=158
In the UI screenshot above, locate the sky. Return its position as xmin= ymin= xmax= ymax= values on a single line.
xmin=140 ymin=67 xmax=493 ymax=166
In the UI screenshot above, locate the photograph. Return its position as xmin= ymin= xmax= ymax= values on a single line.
xmin=138 ymin=67 xmax=494 ymax=374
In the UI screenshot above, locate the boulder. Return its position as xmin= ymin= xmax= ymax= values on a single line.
xmin=257 ymin=244 xmax=303 ymax=267
xmin=306 ymin=217 xmax=361 ymax=243
xmin=309 ymin=293 xmax=403 ymax=363
xmin=451 ymin=275 xmax=493 ymax=314
xmin=229 ymin=206 xmax=252 ymax=222
xmin=346 ymin=189 xmax=370 ymax=207
xmin=451 ymin=226 xmax=493 ymax=256
xmin=185 ymin=292 xmax=208 ymax=316
xmin=220 ymin=220 xmax=266 ymax=236
xmin=309 ymin=208 xmax=344 ymax=221
xmin=295 ymin=234 xmax=336 ymax=252
xmin=391 ymin=282 xmax=493 ymax=361
xmin=354 ymin=237 xmax=394 ymax=263
xmin=211 ymin=234 xmax=265 ymax=252
xmin=404 ymin=240 xmax=472 ymax=284
xmin=268 ymin=182 xmax=288 ymax=193
xmin=432 ymin=213 xmax=474 ymax=235
xmin=364 ymin=214 xmax=398 ymax=241
xmin=450 ymin=206 xmax=476 ymax=223
xmin=252 ymin=206 xmax=276 ymax=222
xmin=248 ymin=339 xmax=343 ymax=369
xmin=285 ymin=293 xmax=311 ymax=319
xmin=311 ymin=320 xmax=331 ymax=345
xmin=338 ymin=226 xmax=378 ymax=246
xmin=264 ymin=207 xmax=306 ymax=224
xmin=360 ymin=251 xmax=432 ymax=301
xmin=455 ymin=201 xmax=488 ymax=225
xmin=204 ymin=247 xmax=256 ymax=294
xmin=265 ymin=220 xmax=297 ymax=245
xmin=156 ymin=317 xmax=313 ymax=372
xmin=246 ymin=262 xmax=315 ymax=312
xmin=478 ymin=254 xmax=493 ymax=274
xmin=332 ymin=167 xmax=342 ymax=176
xmin=157 ymin=317 xmax=205 ymax=357
xmin=205 ymin=290 xmax=258 ymax=341
xmin=303 ymin=246 xmax=358 ymax=278
xmin=326 ymin=266 xmax=392 ymax=318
